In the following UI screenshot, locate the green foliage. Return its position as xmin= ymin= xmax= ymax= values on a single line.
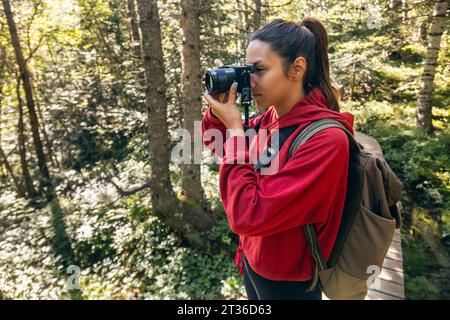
xmin=405 ymin=276 xmax=440 ymax=300
xmin=348 ymin=101 xmax=450 ymax=213
xmin=402 ymin=230 xmax=442 ymax=300
xmin=0 ymin=160 xmax=244 ymax=299
xmin=402 ymin=236 xmax=439 ymax=277
xmin=0 ymin=192 xmax=68 ymax=299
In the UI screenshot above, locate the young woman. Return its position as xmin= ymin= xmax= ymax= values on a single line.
xmin=202 ymin=17 xmax=355 ymax=300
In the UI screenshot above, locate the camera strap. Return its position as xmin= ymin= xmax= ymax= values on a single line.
xmin=253 ymin=122 xmax=299 ymax=173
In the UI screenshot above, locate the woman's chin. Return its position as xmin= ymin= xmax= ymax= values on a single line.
xmin=255 ymin=101 xmax=271 ymax=113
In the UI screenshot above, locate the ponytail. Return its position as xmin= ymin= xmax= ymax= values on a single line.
xmin=299 ymin=17 xmax=340 ymax=111
xmin=250 ymin=17 xmax=340 ymax=111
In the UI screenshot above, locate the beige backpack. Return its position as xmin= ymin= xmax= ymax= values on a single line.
xmin=288 ymin=119 xmax=403 ymax=300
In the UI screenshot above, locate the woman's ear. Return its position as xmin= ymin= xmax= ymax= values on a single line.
xmin=289 ymin=56 xmax=306 ymax=81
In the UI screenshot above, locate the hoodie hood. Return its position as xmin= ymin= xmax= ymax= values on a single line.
xmin=260 ymin=87 xmax=354 ymax=135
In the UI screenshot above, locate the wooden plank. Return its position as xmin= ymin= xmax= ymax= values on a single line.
xmin=366 ymin=289 xmax=402 ymax=300
xmin=323 ymin=288 xmax=404 ymax=301
xmin=323 ymin=289 xmax=403 ymax=300
xmin=393 ymin=232 xmax=401 ymax=242
xmin=386 ymin=248 xmax=403 ymax=261
xmin=373 ymin=279 xmax=405 ymax=299
xmin=379 ymin=266 xmax=404 ymax=285
xmin=388 ymin=244 xmax=402 ymax=255
xmin=390 ymin=240 xmax=402 ymax=251
xmin=382 ymin=257 xmax=404 ymax=272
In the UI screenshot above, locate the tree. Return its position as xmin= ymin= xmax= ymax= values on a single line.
xmin=253 ymin=0 xmax=262 ymax=31
xmin=126 ymin=0 xmax=141 ymax=58
xmin=2 ymin=0 xmax=54 ymax=200
xmin=0 ymin=137 xmax=23 ymax=196
xmin=135 ymin=0 xmax=215 ymax=248
xmin=416 ymin=0 xmax=448 ymax=134
xmin=16 ymin=77 xmax=37 ymax=198
xmin=180 ymin=0 xmax=206 ymax=207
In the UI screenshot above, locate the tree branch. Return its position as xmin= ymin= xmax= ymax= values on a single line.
xmin=100 ymin=165 xmax=152 ymax=197
xmin=25 ymin=0 xmax=43 ymax=54
xmin=260 ymin=0 xmax=294 ymax=9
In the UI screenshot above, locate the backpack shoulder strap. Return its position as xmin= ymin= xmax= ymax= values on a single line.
xmin=288 ymin=118 xmax=360 ymax=160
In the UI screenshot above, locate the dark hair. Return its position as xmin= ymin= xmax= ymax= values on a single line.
xmin=249 ymin=17 xmax=340 ymax=112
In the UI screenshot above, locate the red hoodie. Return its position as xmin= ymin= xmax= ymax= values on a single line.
xmin=201 ymin=87 xmax=354 ymax=281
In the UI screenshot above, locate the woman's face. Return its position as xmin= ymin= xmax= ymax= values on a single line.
xmin=246 ymin=40 xmax=302 ymax=111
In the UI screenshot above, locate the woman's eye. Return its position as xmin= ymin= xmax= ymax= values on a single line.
xmin=256 ymin=68 xmax=264 ymax=72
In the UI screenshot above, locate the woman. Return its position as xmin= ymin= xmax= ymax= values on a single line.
xmin=202 ymin=17 xmax=355 ymax=300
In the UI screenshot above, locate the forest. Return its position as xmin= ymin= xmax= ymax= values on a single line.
xmin=0 ymin=0 xmax=448 ymax=299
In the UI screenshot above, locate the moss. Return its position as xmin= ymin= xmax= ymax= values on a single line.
xmin=184 ymin=233 xmax=205 ymax=248
xmin=177 ymin=191 xmax=202 ymax=210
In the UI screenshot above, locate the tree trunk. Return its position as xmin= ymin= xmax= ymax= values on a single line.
xmin=135 ymin=0 xmax=215 ymax=247
xmin=349 ymin=60 xmax=357 ymax=101
xmin=236 ymin=0 xmax=243 ymax=56
xmin=416 ymin=0 xmax=448 ymax=135
xmin=34 ymin=95 xmax=59 ymax=170
xmin=16 ymin=78 xmax=37 ymax=198
xmin=0 ymin=145 xmax=23 ymax=195
xmin=242 ymin=0 xmax=250 ymax=51
xmin=127 ymin=0 xmax=142 ymax=58
xmin=126 ymin=0 xmax=146 ymax=113
xmin=180 ymin=0 xmax=206 ymax=207
xmin=2 ymin=0 xmax=54 ymax=200
xmin=0 ymin=48 xmax=4 ymax=133
xmin=253 ymin=0 xmax=262 ymax=31
xmin=419 ymin=20 xmax=428 ymax=43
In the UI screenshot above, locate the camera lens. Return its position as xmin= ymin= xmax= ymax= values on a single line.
xmin=205 ymin=72 xmax=215 ymax=92
xmin=204 ymin=68 xmax=236 ymax=93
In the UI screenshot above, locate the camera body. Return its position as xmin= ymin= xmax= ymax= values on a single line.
xmin=204 ymin=64 xmax=256 ymax=94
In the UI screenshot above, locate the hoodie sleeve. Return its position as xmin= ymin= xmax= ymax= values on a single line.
xmin=201 ymin=107 xmax=263 ymax=158
xmin=219 ymin=127 xmax=349 ymax=237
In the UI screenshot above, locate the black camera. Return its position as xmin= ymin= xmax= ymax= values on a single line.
xmin=204 ymin=64 xmax=256 ymax=94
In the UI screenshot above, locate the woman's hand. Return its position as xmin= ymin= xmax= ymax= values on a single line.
xmin=203 ymin=59 xmax=244 ymax=136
